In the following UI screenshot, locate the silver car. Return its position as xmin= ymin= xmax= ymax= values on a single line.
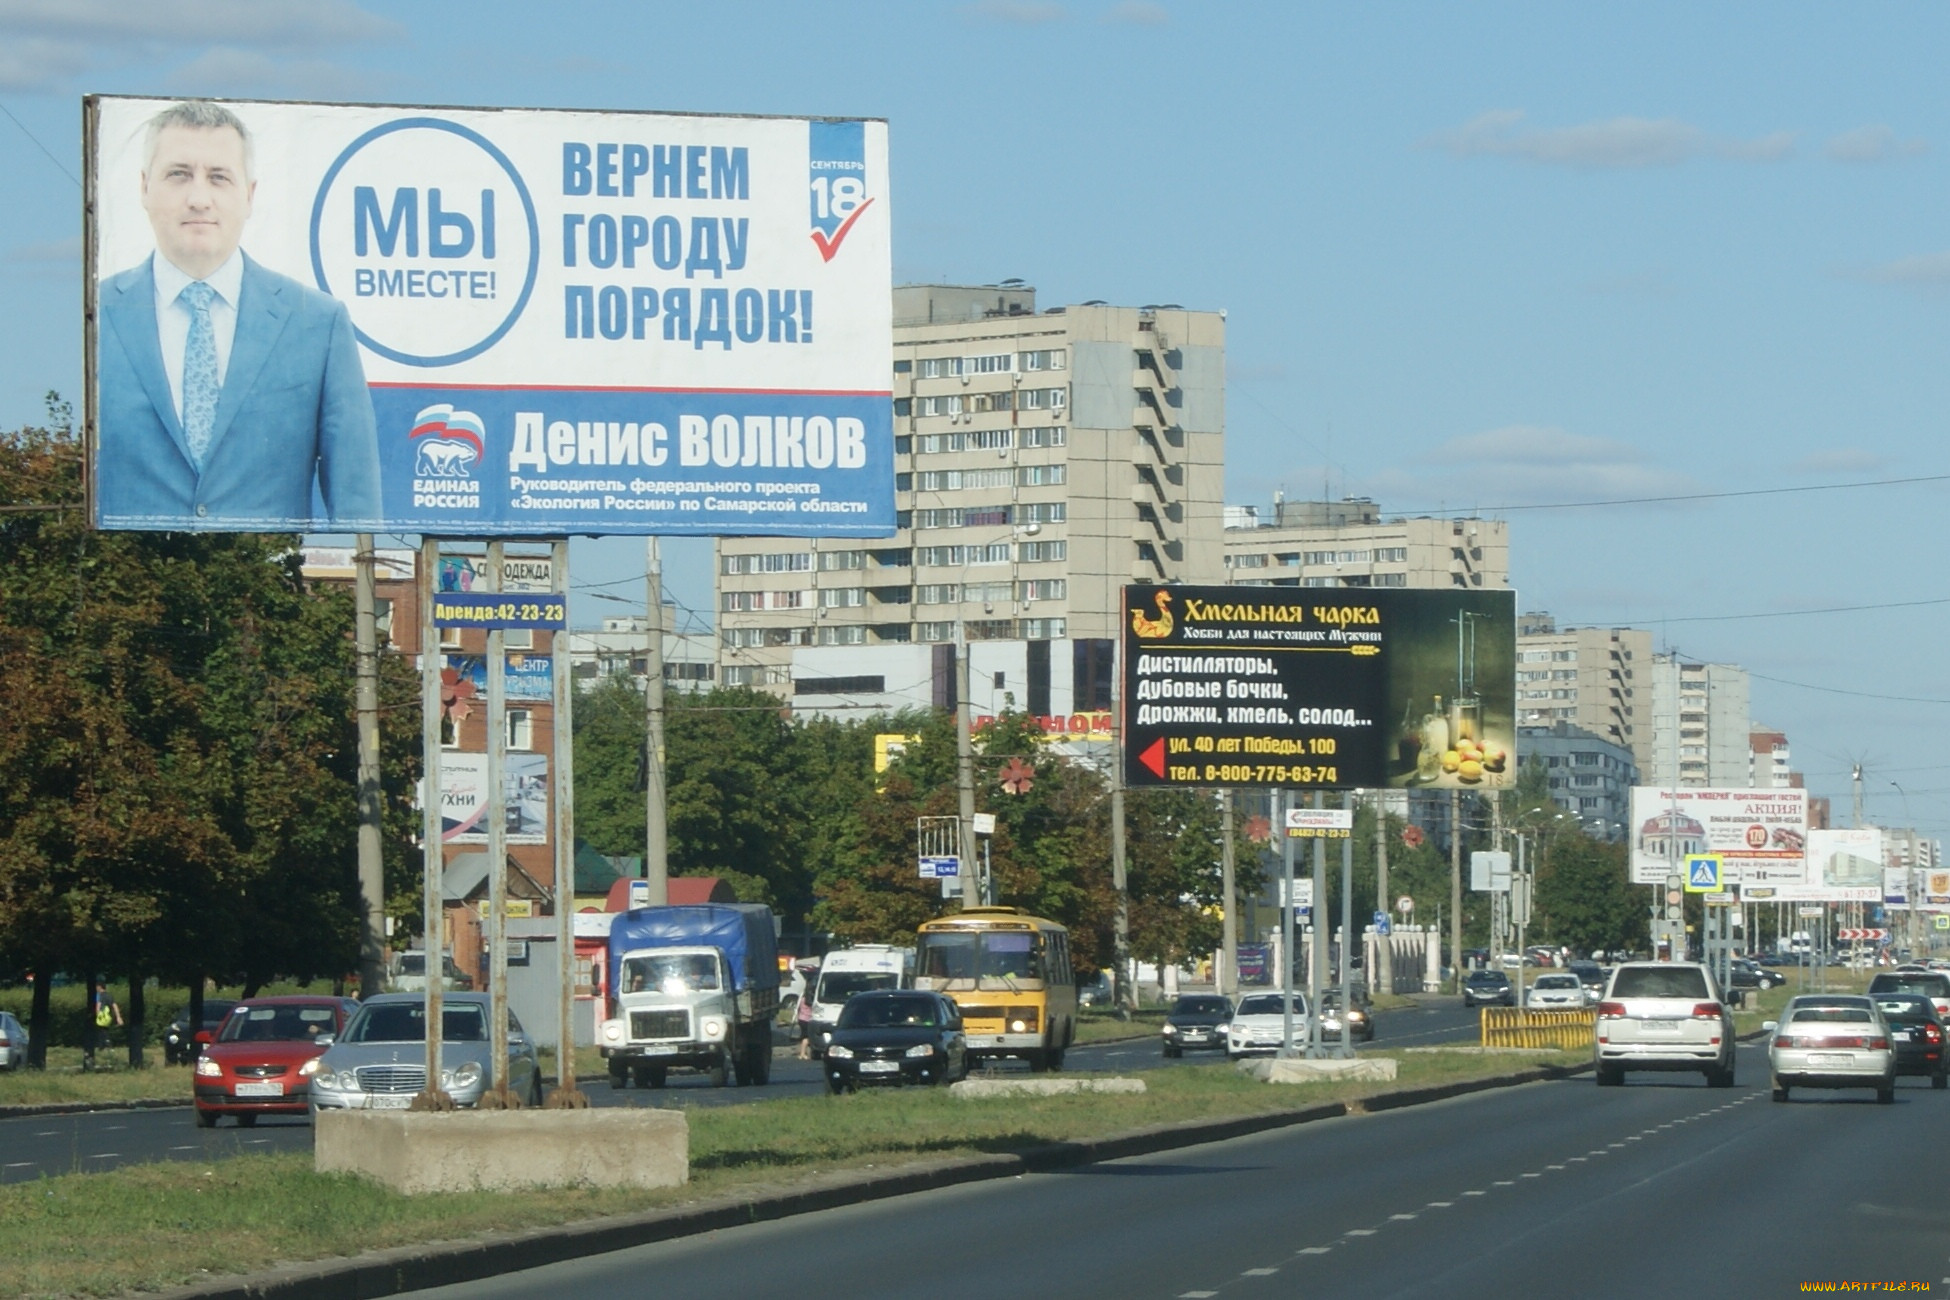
xmin=1226 ymin=992 xmax=1309 ymax=1058
xmin=306 ymin=993 xmax=541 ymax=1115
xmin=1767 ymin=995 xmax=1897 ymax=1104
xmin=1594 ymin=961 xmax=1735 ymax=1088
xmin=0 ymin=1011 xmax=27 ymax=1070
xmin=1525 ymin=972 xmax=1587 ymax=1011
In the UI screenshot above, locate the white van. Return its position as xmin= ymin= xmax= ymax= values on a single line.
xmin=806 ymin=946 xmax=915 ymax=1057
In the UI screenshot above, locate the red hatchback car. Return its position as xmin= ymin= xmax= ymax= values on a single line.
xmin=192 ymin=996 xmax=359 ymax=1126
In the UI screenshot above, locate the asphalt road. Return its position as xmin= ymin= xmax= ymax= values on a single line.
xmin=402 ymin=1041 xmax=1950 ymax=1299
xmin=0 ymin=997 xmax=1481 ymax=1184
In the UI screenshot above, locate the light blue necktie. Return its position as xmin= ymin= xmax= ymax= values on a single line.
xmin=179 ymin=280 xmax=219 ymax=469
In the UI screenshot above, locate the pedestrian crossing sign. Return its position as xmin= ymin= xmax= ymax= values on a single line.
xmin=1684 ymin=854 xmax=1722 ymax=893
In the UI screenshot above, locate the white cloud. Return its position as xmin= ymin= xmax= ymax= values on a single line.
xmin=167 ymin=47 xmax=387 ymax=101
xmin=1825 ymin=124 xmax=1929 ymax=163
xmin=1851 ymin=252 xmax=1950 ymax=294
xmin=5 ymin=235 xmax=79 ymax=263
xmin=1425 ymin=109 xmax=1793 ymax=169
xmin=961 ymin=0 xmax=1066 ymax=22
xmin=1359 ymin=425 xmax=1702 ymax=508
xmin=1786 ymin=448 xmax=1885 ymax=475
xmin=1103 ymin=1 xmax=1168 ymax=24
xmin=0 ymin=0 xmax=398 ymax=91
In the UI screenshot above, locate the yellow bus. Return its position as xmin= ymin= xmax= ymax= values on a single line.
xmin=915 ymin=907 xmax=1077 ymax=1071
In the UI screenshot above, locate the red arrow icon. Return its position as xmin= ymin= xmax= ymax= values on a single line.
xmin=1138 ymin=738 xmax=1166 ymax=778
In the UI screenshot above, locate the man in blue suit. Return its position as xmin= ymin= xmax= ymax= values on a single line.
xmin=96 ymin=101 xmax=383 ymax=531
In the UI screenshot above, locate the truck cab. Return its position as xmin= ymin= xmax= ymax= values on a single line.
xmin=608 ymin=947 xmax=742 ymax=1086
xmin=597 ymin=904 xmax=779 ymax=1090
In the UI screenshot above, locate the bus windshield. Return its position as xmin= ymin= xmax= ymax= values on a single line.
xmin=916 ymin=931 xmax=1044 ymax=989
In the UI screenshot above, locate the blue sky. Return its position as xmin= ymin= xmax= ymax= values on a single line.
xmin=3 ymin=0 xmax=1948 ymax=831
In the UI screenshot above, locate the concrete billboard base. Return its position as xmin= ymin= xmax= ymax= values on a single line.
xmin=315 ymin=1108 xmax=688 ymax=1195
xmin=1239 ymin=1056 xmax=1400 ymax=1085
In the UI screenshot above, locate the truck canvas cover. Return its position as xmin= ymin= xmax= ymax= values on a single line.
xmin=608 ymin=904 xmax=780 ymax=997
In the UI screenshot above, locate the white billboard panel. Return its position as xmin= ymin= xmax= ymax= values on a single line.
xmin=1628 ymin=788 xmax=1807 ymax=888
xmin=87 ymin=96 xmax=893 ymax=536
xmin=440 ymin=751 xmax=548 ymax=845
xmin=1777 ymin=828 xmax=1883 ymax=902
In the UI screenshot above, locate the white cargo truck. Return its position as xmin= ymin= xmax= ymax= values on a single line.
xmin=805 ymin=945 xmax=915 ymax=1057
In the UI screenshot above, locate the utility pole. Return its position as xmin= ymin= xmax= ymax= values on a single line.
xmin=1219 ymin=787 xmax=1238 ymax=996
xmin=1109 ymin=675 xmax=1132 ymax=1014
xmin=1374 ymin=792 xmax=1391 ymax=996
xmin=643 ymin=537 xmax=668 ymax=906
xmin=955 ymin=631 xmax=977 ymax=908
xmin=486 ymin=541 xmax=509 ymax=1098
xmin=1852 ymin=764 xmax=1864 ymax=829
xmin=418 ymin=536 xmax=446 ymax=1104
xmin=550 ymin=538 xmax=584 ymax=1104
xmin=353 ymin=535 xmax=386 ymax=1000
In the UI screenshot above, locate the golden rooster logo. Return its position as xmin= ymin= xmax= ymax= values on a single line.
xmin=1130 ymin=589 xmax=1174 ymax=638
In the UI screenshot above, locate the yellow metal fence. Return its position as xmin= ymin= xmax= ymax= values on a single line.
xmin=1480 ymin=1007 xmax=1597 ymax=1050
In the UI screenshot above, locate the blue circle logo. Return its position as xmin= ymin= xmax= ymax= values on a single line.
xmin=310 ymin=117 xmax=539 ymax=368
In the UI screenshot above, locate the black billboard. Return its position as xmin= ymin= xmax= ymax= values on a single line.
xmin=1121 ymin=585 xmax=1516 ymax=791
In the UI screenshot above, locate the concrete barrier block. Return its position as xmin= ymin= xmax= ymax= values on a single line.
xmin=949 ymin=1077 xmax=1147 ymax=1099
xmin=315 ymin=1107 xmax=688 ymax=1195
xmin=1237 ymin=1056 xmax=1400 ymax=1085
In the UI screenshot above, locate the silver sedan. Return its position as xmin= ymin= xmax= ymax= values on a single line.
xmin=307 ymin=993 xmax=542 ymax=1115
xmin=1767 ymin=995 xmax=1897 ymax=1104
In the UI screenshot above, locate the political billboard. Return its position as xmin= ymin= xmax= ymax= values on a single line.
xmin=1628 ymin=788 xmax=1808 ymax=889
xmin=86 ymin=96 xmax=893 ymax=536
xmin=1120 ymin=585 xmax=1514 ymax=790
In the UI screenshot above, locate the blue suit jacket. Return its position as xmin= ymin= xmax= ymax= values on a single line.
xmin=96 ymin=253 xmax=383 ymax=530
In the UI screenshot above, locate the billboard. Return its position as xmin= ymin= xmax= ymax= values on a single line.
xmin=1628 ymin=788 xmax=1808 ymax=889
xmin=1120 ymin=585 xmax=1515 ymax=790
xmin=440 ymin=751 xmax=549 ymax=845
xmin=86 ymin=96 xmax=893 ymax=536
xmin=447 ymin=653 xmax=553 ymax=701
xmin=1776 ymin=827 xmax=1883 ymax=903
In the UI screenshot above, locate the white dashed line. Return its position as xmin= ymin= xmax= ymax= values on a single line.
xmin=1391 ymin=1213 xmax=1418 ymax=1220
xmin=85 ymin=1152 xmax=118 ymax=1159
xmin=1299 ymin=1247 xmax=1332 ymax=1255
xmin=1346 ymin=1228 xmax=1377 ymax=1237
xmin=1493 ymin=1179 xmax=1514 ymax=1186
xmin=33 ymin=1131 xmax=56 ymax=1137
xmin=1546 ymin=1164 xmax=1565 ymax=1170
xmin=1179 ymin=1292 xmax=1217 ymax=1298
xmin=1427 ymin=1201 xmax=1453 ymax=1208
xmin=1243 ymin=1268 xmax=1279 ymax=1276
xmin=1462 ymin=1190 xmax=1487 ymax=1197
xmin=170 ymin=1145 xmax=197 ymax=1152
xmin=3 ymin=1162 xmax=31 ymax=1169
xmin=104 ymin=1124 xmax=127 ymax=1131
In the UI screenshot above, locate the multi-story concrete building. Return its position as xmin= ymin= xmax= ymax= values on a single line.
xmin=1646 ymin=656 xmax=1751 ymax=788
xmin=1514 ymin=613 xmax=1653 ymax=778
xmin=1748 ymin=725 xmax=1792 ymax=789
xmin=563 ymin=614 xmax=716 ymax=694
xmin=714 ymin=284 xmax=1226 ymax=693
xmin=1516 ymin=721 xmax=1638 ymax=837
xmin=1222 ymin=496 xmax=1510 ymax=591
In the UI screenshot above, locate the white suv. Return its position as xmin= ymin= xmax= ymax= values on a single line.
xmin=1594 ymin=961 xmax=1736 ymax=1088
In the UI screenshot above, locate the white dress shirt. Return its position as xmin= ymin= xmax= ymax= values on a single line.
xmin=151 ymin=251 xmax=244 ymax=425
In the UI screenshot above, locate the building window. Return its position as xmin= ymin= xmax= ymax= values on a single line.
xmin=1017 ymin=463 xmax=1066 ymax=487
xmin=722 ymin=552 xmax=812 ymax=575
xmin=503 ymin=628 xmax=534 ymax=651
xmin=917 ymin=543 xmax=1010 ymax=567
xmin=892 ymin=359 xmax=912 ymax=375
xmin=1019 ymin=579 xmax=1066 ymax=601
xmin=441 ymin=625 xmax=464 ymax=649
xmin=892 ymin=398 xmax=912 ymax=416
xmin=1022 ymin=618 xmax=1067 ymax=638
xmin=819 ymin=587 xmax=866 ymax=608
xmin=1374 ymin=547 xmax=1408 ymax=563
xmin=507 ymin=709 xmax=532 ymax=751
xmin=1020 ymin=425 xmax=1066 ymax=448
xmin=819 ymin=550 xmax=866 ymax=571
xmin=1017 ymin=387 xmax=1067 ymax=410
xmin=795 ymin=673 xmax=884 ymax=694
xmin=1017 ymin=501 xmax=1066 ymax=523
xmin=721 ymin=663 xmax=790 ymax=687
xmin=1375 ymin=572 xmax=1406 ymax=587
xmin=1019 ymin=349 xmax=1066 ymax=371
xmin=916 ymin=621 xmax=956 ymax=642
xmin=816 ymin=625 xmax=868 ymax=646
xmin=917 ymin=584 xmax=960 ymax=605
xmin=1018 ymin=540 xmax=1067 ymax=562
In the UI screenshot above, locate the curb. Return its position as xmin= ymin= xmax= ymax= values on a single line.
xmin=0 ymin=1075 xmax=617 ymax=1121
xmin=149 ymin=1059 xmax=1589 ymax=1300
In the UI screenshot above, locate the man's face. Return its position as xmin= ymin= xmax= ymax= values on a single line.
xmin=140 ymin=125 xmax=254 ymax=279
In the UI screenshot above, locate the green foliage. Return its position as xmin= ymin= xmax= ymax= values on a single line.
xmin=0 ymin=402 xmax=421 ymax=1027
xmin=1535 ymin=832 xmax=1646 ymax=956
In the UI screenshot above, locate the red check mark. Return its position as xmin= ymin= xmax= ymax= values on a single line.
xmin=810 ymin=197 xmax=875 ymax=262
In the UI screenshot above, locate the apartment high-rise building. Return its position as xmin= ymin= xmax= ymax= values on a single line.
xmin=1646 ymin=656 xmax=1751 ymax=788
xmin=1748 ymin=726 xmax=1792 ymax=789
xmin=1222 ymin=496 xmax=1510 ymax=591
xmin=1515 ymin=721 xmax=1638 ymax=837
xmin=715 ymin=284 xmax=1226 ymax=692
xmin=1514 ymin=613 xmax=1652 ymax=777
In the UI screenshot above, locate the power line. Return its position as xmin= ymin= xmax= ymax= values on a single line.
xmin=0 ymin=100 xmax=79 ymax=188
xmin=1747 ymin=670 xmax=1950 ymax=706
xmin=1604 ymin=595 xmax=1950 ymax=626
xmin=1396 ymin=472 xmax=1950 ymax=517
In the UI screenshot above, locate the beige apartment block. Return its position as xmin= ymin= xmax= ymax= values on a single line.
xmin=1514 ymin=613 xmax=1653 ymax=777
xmin=1222 ymin=497 xmax=1510 ymax=592
xmin=715 ymin=284 xmax=1226 ymax=689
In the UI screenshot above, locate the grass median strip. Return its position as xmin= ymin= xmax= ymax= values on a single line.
xmin=0 ymin=1050 xmax=1582 ymax=1300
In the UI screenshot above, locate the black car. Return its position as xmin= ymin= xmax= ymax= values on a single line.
xmin=1728 ymin=959 xmax=1787 ymax=991
xmin=1568 ymin=961 xmax=1606 ymax=998
xmin=1871 ymin=992 xmax=1948 ymax=1088
xmin=824 ymin=991 xmax=968 ymax=1093
xmin=164 ymin=999 xmax=239 ymax=1066
xmin=1868 ymin=970 xmax=1950 ymax=1021
xmin=1161 ymin=994 xmax=1232 ymax=1057
xmin=1462 ymin=970 xmax=1514 ymax=1009
xmin=1318 ymin=990 xmax=1374 ymax=1043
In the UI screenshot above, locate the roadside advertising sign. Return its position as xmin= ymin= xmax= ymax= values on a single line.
xmin=1277 ymin=877 xmax=1315 ymax=910
xmin=919 ymin=856 xmax=960 ymax=879
xmin=1470 ymin=850 xmax=1511 ymax=892
xmin=440 ymin=751 xmax=548 ymax=844
xmin=1777 ymin=827 xmax=1883 ymax=902
xmin=448 ymin=653 xmax=553 ymax=701
xmin=1628 ymin=788 xmax=1808 ymax=889
xmin=87 ymin=96 xmax=893 ymax=536
xmin=1120 ymin=585 xmax=1515 ymax=789
xmin=1285 ymin=807 xmax=1354 ymax=838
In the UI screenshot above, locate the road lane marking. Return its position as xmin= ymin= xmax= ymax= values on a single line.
xmin=33 ymin=1131 xmax=56 ymax=1137
xmin=1179 ymin=1292 xmax=1218 ymax=1298
xmin=3 ymin=1162 xmax=31 ymax=1169
xmin=1391 ymin=1213 xmax=1417 ymax=1220
xmin=1243 ymin=1268 xmax=1278 ymax=1276
xmin=1426 ymin=1201 xmax=1452 ymax=1208
xmin=1493 ymin=1179 xmax=1514 ymax=1186
xmin=105 ymin=1124 xmax=126 ymax=1131
xmin=170 ymin=1146 xmax=198 ymax=1151
xmin=85 ymin=1152 xmax=118 ymax=1159
xmin=1345 ymin=1228 xmax=1377 ymax=1236
xmin=1299 ymin=1247 xmax=1332 ymax=1255
xmin=1462 ymin=1190 xmax=1486 ymax=1196
xmin=1546 ymin=1164 xmax=1565 ymax=1170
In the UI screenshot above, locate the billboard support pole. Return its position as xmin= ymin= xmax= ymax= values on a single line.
xmin=956 ymin=630 xmax=977 ymax=912
xmin=1307 ymin=791 xmax=1326 ymax=1057
xmin=1449 ymin=789 xmax=1462 ymax=994
xmin=1374 ymin=794 xmax=1392 ymax=996
xmin=644 ymin=537 xmax=668 ymax=906
xmin=1337 ymin=790 xmax=1355 ymax=1059
xmin=354 ymin=535 xmax=385 ymax=1000
xmin=1219 ymin=787 xmax=1238 ymax=997
xmin=550 ymin=537 xmax=586 ymax=1106
xmin=486 ymin=541 xmax=509 ymax=1099
xmin=418 ymin=536 xmax=447 ymax=1106
xmin=1280 ymin=789 xmax=1296 ymax=1058
xmin=1110 ymin=634 xmax=1131 ymax=1015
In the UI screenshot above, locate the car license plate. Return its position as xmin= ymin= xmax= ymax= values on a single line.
xmin=1808 ymin=1052 xmax=1852 ymax=1066
xmin=1640 ymin=1019 xmax=1682 ymax=1034
xmin=233 ymin=1081 xmax=282 ymax=1098
xmin=859 ymin=1060 xmax=899 ymax=1074
xmin=369 ymin=1093 xmax=413 ymax=1109
xmin=640 ymin=1044 xmax=678 ymax=1055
